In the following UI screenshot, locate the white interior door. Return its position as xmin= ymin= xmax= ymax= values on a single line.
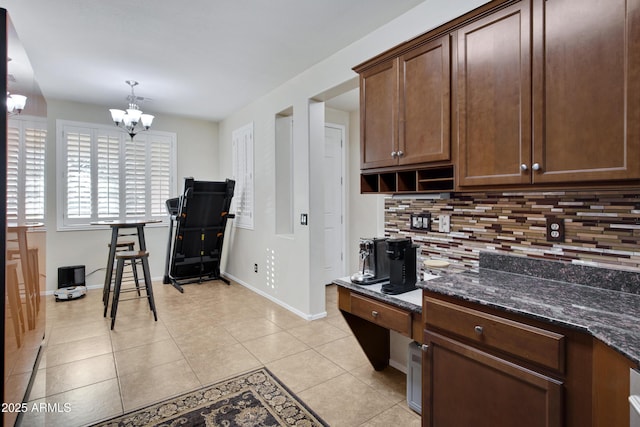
xmin=323 ymin=124 xmax=345 ymax=282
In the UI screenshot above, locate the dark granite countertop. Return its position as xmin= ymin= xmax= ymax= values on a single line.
xmin=416 ymin=253 xmax=640 ymax=367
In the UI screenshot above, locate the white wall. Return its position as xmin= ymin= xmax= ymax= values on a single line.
xmin=218 ymin=0 xmax=490 ymax=319
xmin=43 ymin=99 xmax=219 ymax=291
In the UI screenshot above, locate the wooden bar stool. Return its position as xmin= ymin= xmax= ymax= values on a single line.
xmin=103 ymin=240 xmax=141 ymax=317
xmin=6 ymin=261 xmax=26 ymax=347
xmin=109 ymin=250 xmax=157 ymax=330
xmin=7 ymin=247 xmax=39 ymax=329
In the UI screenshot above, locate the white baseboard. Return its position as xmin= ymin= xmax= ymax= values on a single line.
xmin=222 ymin=272 xmax=327 ymax=321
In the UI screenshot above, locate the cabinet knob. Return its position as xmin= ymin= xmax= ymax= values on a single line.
xmin=532 ymin=163 xmax=541 ymax=171
xmin=520 ymin=164 xmax=528 ymax=171
xmin=474 ymin=325 xmax=484 ymax=335
xmin=421 ymin=344 xmax=429 ymax=352
xmin=391 ymin=151 xmax=397 ymax=158
xmin=371 ymin=310 xmax=379 ymax=318
xmin=397 ymin=150 xmax=404 ymax=157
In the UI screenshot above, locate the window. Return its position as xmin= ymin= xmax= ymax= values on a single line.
xmin=57 ymin=120 xmax=177 ymax=230
xmin=275 ymin=113 xmax=293 ymax=234
xmin=7 ymin=116 xmax=47 ymax=223
xmin=231 ymin=122 xmax=254 ymax=229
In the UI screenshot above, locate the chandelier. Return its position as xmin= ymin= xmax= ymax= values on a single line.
xmin=109 ymin=80 xmax=154 ymax=139
xmin=7 ymin=92 xmax=27 ymax=115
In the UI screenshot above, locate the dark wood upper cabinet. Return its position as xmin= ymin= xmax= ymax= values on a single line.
xmin=358 ymin=35 xmax=451 ymax=170
xmin=357 ymin=0 xmax=640 ymax=191
xmin=531 ymin=0 xmax=640 ymax=183
xmin=399 ymin=35 xmax=451 ymax=166
xmin=359 ymin=59 xmax=398 ymax=169
xmin=457 ymin=0 xmax=640 ymax=188
xmin=455 ymin=0 xmax=531 ymax=187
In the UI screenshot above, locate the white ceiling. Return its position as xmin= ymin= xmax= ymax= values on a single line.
xmin=1 ymin=0 xmax=424 ymax=120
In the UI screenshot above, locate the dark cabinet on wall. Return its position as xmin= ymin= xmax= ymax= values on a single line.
xmin=358 ymin=35 xmax=451 ymax=170
xmin=357 ymin=0 xmax=640 ymax=193
xmin=530 ymin=0 xmax=640 ymax=184
xmin=457 ymin=0 xmax=640 ymax=188
xmin=356 ymin=34 xmax=453 ymax=193
xmin=455 ymin=0 xmax=532 ymax=187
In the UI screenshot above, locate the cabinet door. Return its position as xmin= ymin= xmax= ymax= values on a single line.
xmin=456 ymin=0 xmax=532 ymax=187
xmin=422 ymin=330 xmax=563 ymax=427
xmin=360 ymin=59 xmax=398 ymax=169
xmin=399 ymin=35 xmax=451 ymax=165
xmin=531 ymin=0 xmax=640 ymax=183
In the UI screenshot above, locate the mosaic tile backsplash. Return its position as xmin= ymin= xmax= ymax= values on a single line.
xmin=384 ymin=191 xmax=640 ymax=273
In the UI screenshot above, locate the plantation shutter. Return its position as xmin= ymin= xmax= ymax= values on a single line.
xmin=6 ymin=123 xmax=20 ymax=221
xmin=96 ymin=132 xmax=121 ymax=218
xmin=24 ymin=126 xmax=46 ymax=220
xmin=124 ymin=137 xmax=147 ymax=218
xmin=65 ymin=128 xmax=93 ymax=219
xmin=58 ymin=119 xmax=176 ymax=228
xmin=6 ymin=118 xmax=46 ymax=223
xmin=149 ymin=134 xmax=172 ymax=217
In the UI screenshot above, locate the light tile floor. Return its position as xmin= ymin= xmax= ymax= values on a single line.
xmin=19 ymin=281 xmax=421 ymax=426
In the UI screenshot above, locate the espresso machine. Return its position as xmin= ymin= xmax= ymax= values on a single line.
xmin=350 ymin=238 xmax=390 ymax=285
xmin=382 ymin=237 xmax=417 ymax=295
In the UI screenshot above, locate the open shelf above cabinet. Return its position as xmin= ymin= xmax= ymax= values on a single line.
xmin=361 ymin=165 xmax=454 ymax=194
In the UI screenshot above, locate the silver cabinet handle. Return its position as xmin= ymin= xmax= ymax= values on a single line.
xmin=397 ymin=150 xmax=404 ymax=157
xmin=421 ymin=344 xmax=429 ymax=352
xmin=520 ymin=164 xmax=528 ymax=171
xmin=532 ymin=163 xmax=541 ymax=171
xmin=371 ymin=310 xmax=379 ymax=318
xmin=391 ymin=151 xmax=397 ymax=158
xmin=474 ymin=325 xmax=484 ymax=335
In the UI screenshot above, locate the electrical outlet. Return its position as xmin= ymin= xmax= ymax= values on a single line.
xmin=254 ymin=263 xmax=258 ymax=273
xmin=438 ymin=215 xmax=450 ymax=233
xmin=546 ymin=217 xmax=565 ymax=242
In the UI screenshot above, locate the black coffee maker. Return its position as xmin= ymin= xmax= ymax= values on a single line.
xmin=382 ymin=237 xmax=417 ymax=295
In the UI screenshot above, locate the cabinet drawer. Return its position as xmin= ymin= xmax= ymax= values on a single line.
xmin=351 ymin=293 xmax=412 ymax=336
xmin=424 ymin=296 xmax=565 ymax=372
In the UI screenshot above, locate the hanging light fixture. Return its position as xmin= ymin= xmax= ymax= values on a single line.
xmin=7 ymin=92 xmax=27 ymax=115
xmin=6 ymin=58 xmax=27 ymax=115
xmin=109 ymin=80 xmax=154 ymax=139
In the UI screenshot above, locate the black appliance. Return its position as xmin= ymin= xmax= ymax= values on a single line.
xmin=57 ymin=265 xmax=86 ymax=288
xmin=382 ymin=237 xmax=417 ymax=295
xmin=350 ymin=237 xmax=390 ymax=285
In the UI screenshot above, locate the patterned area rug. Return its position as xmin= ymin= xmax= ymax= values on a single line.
xmin=92 ymin=368 xmax=328 ymax=427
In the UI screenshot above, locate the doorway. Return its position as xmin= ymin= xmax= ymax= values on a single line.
xmin=323 ymin=123 xmax=346 ymax=282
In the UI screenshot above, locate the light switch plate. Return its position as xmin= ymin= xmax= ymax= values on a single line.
xmin=438 ymin=215 xmax=450 ymax=233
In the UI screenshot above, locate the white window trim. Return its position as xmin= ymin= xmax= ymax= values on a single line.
xmin=55 ymin=119 xmax=177 ymax=231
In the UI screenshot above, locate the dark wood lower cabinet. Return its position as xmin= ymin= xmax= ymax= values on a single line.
xmin=422 ymin=331 xmax=563 ymax=427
